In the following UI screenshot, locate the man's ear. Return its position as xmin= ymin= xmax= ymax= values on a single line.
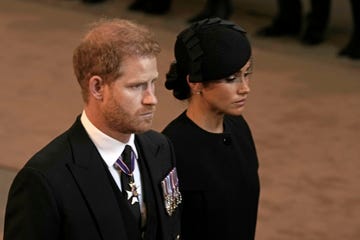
xmin=89 ymin=75 xmax=105 ymax=100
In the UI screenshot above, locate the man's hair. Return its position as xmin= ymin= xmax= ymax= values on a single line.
xmin=73 ymin=18 xmax=161 ymax=102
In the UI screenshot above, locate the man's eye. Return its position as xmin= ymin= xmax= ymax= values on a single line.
xmin=130 ymin=84 xmax=144 ymax=90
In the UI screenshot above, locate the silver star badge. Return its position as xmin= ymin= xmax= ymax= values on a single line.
xmin=126 ymin=182 xmax=140 ymax=205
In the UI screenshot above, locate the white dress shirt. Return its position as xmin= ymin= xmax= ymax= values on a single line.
xmin=80 ymin=111 xmax=144 ymax=209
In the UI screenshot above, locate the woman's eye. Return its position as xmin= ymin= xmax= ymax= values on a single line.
xmin=244 ymin=72 xmax=252 ymax=78
xmin=225 ymin=76 xmax=237 ymax=82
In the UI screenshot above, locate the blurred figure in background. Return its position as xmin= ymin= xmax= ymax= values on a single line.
xmin=187 ymin=0 xmax=233 ymax=23
xmin=257 ymin=0 xmax=331 ymax=45
xmin=81 ymin=0 xmax=171 ymax=15
xmin=257 ymin=0 xmax=359 ymax=59
xmin=128 ymin=0 xmax=172 ymax=15
xmin=338 ymin=0 xmax=360 ymax=59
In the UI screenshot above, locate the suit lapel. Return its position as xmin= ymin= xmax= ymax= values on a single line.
xmin=136 ymin=132 xmax=169 ymax=178
xmin=66 ymin=118 xmax=128 ymax=240
xmin=135 ymin=133 xmax=173 ymax=239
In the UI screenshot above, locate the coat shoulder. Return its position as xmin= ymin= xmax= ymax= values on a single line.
xmin=24 ymin=130 xmax=72 ymax=175
xmin=138 ymin=130 xmax=169 ymax=144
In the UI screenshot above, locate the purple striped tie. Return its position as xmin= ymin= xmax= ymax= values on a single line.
xmin=115 ymin=145 xmax=141 ymax=225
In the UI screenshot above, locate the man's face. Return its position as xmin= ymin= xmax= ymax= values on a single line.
xmin=101 ymin=56 xmax=158 ymax=135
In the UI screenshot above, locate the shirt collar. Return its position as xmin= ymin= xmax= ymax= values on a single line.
xmin=80 ymin=111 xmax=138 ymax=168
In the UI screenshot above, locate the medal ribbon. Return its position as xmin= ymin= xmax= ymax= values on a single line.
xmin=115 ymin=146 xmax=135 ymax=176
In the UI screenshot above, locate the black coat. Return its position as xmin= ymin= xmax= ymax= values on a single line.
xmin=4 ymin=117 xmax=181 ymax=240
xmin=163 ymin=112 xmax=260 ymax=240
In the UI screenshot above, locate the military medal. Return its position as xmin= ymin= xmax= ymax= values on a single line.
xmin=114 ymin=147 xmax=141 ymax=206
xmin=161 ymin=168 xmax=182 ymax=216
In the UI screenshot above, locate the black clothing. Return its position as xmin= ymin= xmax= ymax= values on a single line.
xmin=128 ymin=0 xmax=171 ymax=15
xmin=163 ymin=112 xmax=260 ymax=239
xmin=339 ymin=0 xmax=360 ymax=59
xmin=4 ymin=117 xmax=181 ymax=240
xmin=187 ymin=0 xmax=233 ymax=23
xmin=257 ymin=0 xmax=331 ymax=45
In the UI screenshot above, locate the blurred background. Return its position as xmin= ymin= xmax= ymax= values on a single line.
xmin=1 ymin=0 xmax=359 ymax=239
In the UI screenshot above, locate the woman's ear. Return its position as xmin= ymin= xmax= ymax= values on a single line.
xmin=187 ymin=76 xmax=203 ymax=95
xmin=89 ymin=75 xmax=104 ymax=100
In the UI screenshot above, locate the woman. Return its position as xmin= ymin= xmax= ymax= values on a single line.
xmin=162 ymin=18 xmax=260 ymax=239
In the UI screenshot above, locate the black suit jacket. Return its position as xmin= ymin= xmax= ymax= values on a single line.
xmin=4 ymin=117 xmax=181 ymax=240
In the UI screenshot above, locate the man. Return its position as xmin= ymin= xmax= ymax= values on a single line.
xmin=4 ymin=19 xmax=181 ymax=240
